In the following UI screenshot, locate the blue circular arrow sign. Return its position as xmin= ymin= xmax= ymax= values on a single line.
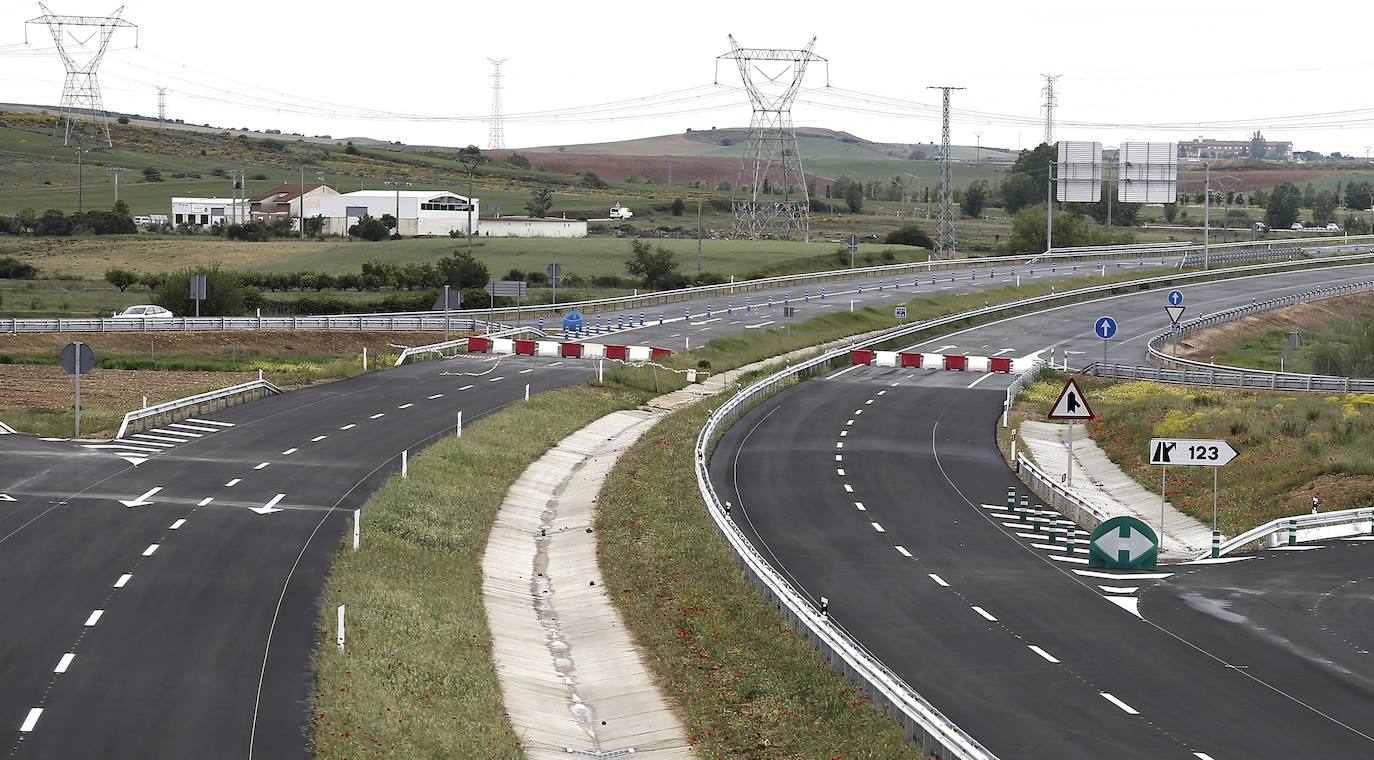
xmin=1094 ymin=315 xmax=1118 ymax=340
xmin=1167 ymin=289 xmax=1184 ymax=306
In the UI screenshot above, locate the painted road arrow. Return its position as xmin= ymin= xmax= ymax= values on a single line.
xmin=119 ymin=487 xmax=163 ymax=508
xmin=250 ymin=493 xmax=286 ymax=515
xmin=0 ymin=493 xmax=16 ymax=502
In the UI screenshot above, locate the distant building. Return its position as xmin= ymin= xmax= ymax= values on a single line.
xmin=171 ymin=197 xmax=251 ymax=227
xmin=480 ymin=215 xmax=587 ymax=238
xmin=318 ymin=190 xmax=479 ymax=237
xmin=1179 ymin=135 xmax=1292 ymax=160
xmin=250 ymin=183 xmax=340 ymax=224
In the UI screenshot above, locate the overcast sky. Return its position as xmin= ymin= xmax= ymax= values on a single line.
xmin=3 ymin=0 xmax=1373 ymax=156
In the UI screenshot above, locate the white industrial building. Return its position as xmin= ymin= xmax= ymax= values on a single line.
xmin=319 ymin=190 xmax=478 ymax=237
xmin=171 ymin=197 xmax=252 ymax=227
xmin=480 ymin=215 xmax=587 ymax=238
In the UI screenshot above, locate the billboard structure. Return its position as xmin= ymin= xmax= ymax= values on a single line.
xmin=1119 ymin=142 xmax=1178 ymax=203
xmin=1056 ymin=141 xmax=1103 ymax=202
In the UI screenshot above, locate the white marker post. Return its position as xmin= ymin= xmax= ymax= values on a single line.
xmin=362 ymin=347 xmax=368 ymax=372
xmin=352 ymin=508 xmax=360 ymax=551
xmin=336 ymin=605 xmax=345 ymax=652
xmin=401 ymin=449 xmax=408 ymax=479
xmin=524 ymin=383 xmax=530 ymax=401
xmin=456 ymin=410 xmax=463 ymax=437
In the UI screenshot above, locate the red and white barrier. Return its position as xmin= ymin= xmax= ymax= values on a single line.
xmin=465 ymin=338 xmax=672 ymax=363
xmin=849 ymin=350 xmax=1016 ymax=374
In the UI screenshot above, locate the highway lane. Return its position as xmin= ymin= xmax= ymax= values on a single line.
xmin=0 ymin=259 xmax=1162 ymax=756
xmin=711 ymin=261 xmax=1374 ymax=757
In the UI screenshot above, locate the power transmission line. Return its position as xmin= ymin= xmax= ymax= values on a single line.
xmin=486 ymin=58 xmax=506 ymax=149
xmin=928 ymin=85 xmax=964 ymax=259
xmin=26 ymin=3 xmax=138 ymax=147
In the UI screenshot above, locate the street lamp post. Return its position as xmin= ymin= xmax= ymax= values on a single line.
xmin=105 ymin=166 xmax=125 ymax=205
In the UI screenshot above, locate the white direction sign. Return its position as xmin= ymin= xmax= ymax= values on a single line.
xmin=1149 ymin=438 xmax=1237 ymax=467
xmin=1165 ymin=305 xmax=1186 ymax=324
xmin=1047 ymin=378 xmax=1094 ymax=420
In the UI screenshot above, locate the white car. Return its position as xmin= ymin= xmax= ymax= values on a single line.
xmin=113 ymin=305 xmax=173 ymax=319
xmin=1326 ymin=223 xmax=1341 ymax=231
xmin=1291 ymin=222 xmax=1304 ymax=230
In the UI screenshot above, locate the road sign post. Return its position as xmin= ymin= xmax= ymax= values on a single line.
xmin=1047 ymin=377 xmax=1094 ymax=487
xmin=190 ymin=274 xmax=207 ymax=318
xmin=1149 ymin=437 xmax=1237 ymax=557
xmin=895 ymin=306 xmax=908 ymax=321
xmin=548 ymin=263 xmax=562 ymax=305
xmin=60 ymin=341 xmax=95 ymax=437
xmin=1094 ymin=315 xmax=1117 ymax=367
xmin=847 ymin=234 xmax=858 ymax=268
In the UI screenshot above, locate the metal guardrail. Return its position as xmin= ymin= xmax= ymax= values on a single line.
xmin=1177 ymin=246 xmax=1307 ymax=269
xmin=115 ymin=376 xmax=282 ymax=439
xmin=692 ymin=252 xmax=1374 ymax=755
xmin=1075 ymin=279 xmax=1374 ymax=391
xmin=2 ymin=314 xmax=501 ymax=335
xmin=1210 ymin=507 xmax=1374 ymax=558
xmin=1015 ymin=453 xmax=1110 ymax=532
xmin=393 ymin=325 xmax=544 ymax=366
xmin=1001 ymin=358 xmax=1045 ymax=428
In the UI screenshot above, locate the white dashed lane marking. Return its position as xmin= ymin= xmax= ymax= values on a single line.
xmin=488 ymin=377 xmax=504 ymax=382
xmin=254 ymin=462 xmax=270 ymax=470
xmin=895 ymin=545 xmax=911 ymax=557
xmin=340 ymin=424 xmax=356 ymax=431
xmin=170 ymin=519 xmax=185 ymax=530
xmin=928 ymin=574 xmax=950 ymax=587
xmin=398 ymin=403 xmax=414 ymax=409
xmin=459 ymin=385 xmax=475 ymax=391
xmin=1028 ymin=645 xmax=1060 ymax=663
xmin=225 ymin=479 xmax=241 ymax=487
xmin=54 ymin=653 xmax=74 ymax=673
xmin=142 ymin=544 xmax=159 ymax=557
xmin=972 ymin=606 xmax=997 ymax=621
xmin=871 ymin=522 xmax=885 ymax=533
xmin=854 ymin=502 xmax=865 ymax=511
xmin=369 ymin=413 xmax=385 ymax=420
xmin=20 ymin=708 xmax=42 ymax=732
xmin=84 ymin=610 xmax=102 ymax=626
xmin=311 ymin=435 xmax=327 ymax=442
xmin=197 ymin=497 xmax=213 ymax=507
xmin=1100 ymin=692 xmax=1139 ymax=715
xmin=114 ymin=574 xmax=131 ymax=588
xmin=843 ymin=484 xmax=854 ymax=493
xmin=281 ymin=448 xmax=297 ymax=455
xmin=427 ymin=394 xmax=443 ymax=399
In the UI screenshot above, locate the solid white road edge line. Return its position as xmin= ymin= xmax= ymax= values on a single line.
xmin=825 ymin=364 xmax=862 ymax=380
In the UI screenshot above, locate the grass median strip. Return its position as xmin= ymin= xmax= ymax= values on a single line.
xmin=310 ymin=384 xmax=651 ymax=759
xmin=596 ymin=400 xmax=924 ymax=758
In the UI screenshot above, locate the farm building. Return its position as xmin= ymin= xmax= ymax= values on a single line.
xmin=318 ymin=190 xmax=478 ymax=237
xmin=250 ymin=183 xmax=340 ymax=225
xmin=479 ymin=215 xmax=587 ymax=238
xmin=171 ymin=197 xmax=252 ymax=227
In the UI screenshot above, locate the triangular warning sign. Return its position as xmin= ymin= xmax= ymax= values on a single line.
xmin=1047 ymin=377 xmax=1094 ymax=420
xmin=1165 ymin=305 xmax=1185 ymax=324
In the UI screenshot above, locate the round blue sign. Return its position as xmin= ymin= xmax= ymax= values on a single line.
xmin=1167 ymin=290 xmax=1184 ymax=306
xmin=1094 ymin=316 xmax=1118 ymax=340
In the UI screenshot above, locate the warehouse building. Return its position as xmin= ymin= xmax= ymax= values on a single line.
xmin=480 ymin=215 xmax=587 ymax=238
xmin=250 ymin=183 xmax=340 ymax=225
xmin=318 ymin=190 xmax=478 ymax=237
xmin=171 ymin=197 xmax=252 ymax=227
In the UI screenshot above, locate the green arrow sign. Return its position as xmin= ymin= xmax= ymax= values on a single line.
xmin=1088 ymin=516 xmax=1159 ymax=570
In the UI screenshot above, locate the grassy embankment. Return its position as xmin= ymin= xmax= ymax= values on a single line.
xmin=1010 ymin=373 xmax=1374 ymax=534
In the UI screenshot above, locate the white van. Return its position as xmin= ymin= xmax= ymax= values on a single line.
xmin=609 ymin=203 xmax=634 ymax=220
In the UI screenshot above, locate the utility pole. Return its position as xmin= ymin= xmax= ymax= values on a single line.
xmin=106 ymin=165 xmax=125 ymax=205
xmin=927 ymin=85 xmax=965 ymax=258
xmin=696 ymin=198 xmax=703 ymax=275
xmin=1203 ymin=161 xmax=1211 ymax=270
xmin=385 ymin=180 xmax=412 ymax=237
xmin=1041 ymin=74 xmax=1060 ymax=147
xmin=1046 ymin=164 xmax=1054 ymax=253
xmin=75 ymin=147 xmax=87 ymax=212
xmin=975 ymin=131 xmax=982 ymax=166
xmin=229 ymin=169 xmax=245 ymax=225
xmin=299 ymin=166 xmax=306 ymax=239
xmin=156 ymin=86 xmax=168 ymax=122
xmin=666 ymin=157 xmax=673 ymax=186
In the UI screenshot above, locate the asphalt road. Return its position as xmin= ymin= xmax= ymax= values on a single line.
xmin=0 ymin=259 xmax=1174 ymax=758
xmin=711 ymin=261 xmax=1374 ymax=758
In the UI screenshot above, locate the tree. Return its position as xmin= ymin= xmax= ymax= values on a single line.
xmin=507 ymin=152 xmax=530 ymax=169
xmin=1313 ymin=190 xmax=1338 ymax=225
xmin=1248 ymin=131 xmax=1267 ymax=159
xmin=625 ymin=240 xmax=680 ymax=289
xmin=344 ymin=144 xmax=361 ymax=156
xmin=1005 ymin=203 xmax=1097 ymax=254
xmin=142 ymin=167 xmax=162 ymax=182
xmin=303 ymin=214 xmax=325 ymax=238
xmin=1010 ymin=143 xmax=1057 ymax=178
xmin=525 ymin=186 xmax=554 ymax=218
xmin=884 ymin=225 xmax=934 ymax=248
xmin=1000 ymin=173 xmax=1039 ymax=214
xmin=843 ymin=183 xmax=863 ymax=213
xmin=437 ymin=249 xmax=489 ymax=289
xmin=1302 ymin=182 xmax=1316 ymax=210
xmin=380 ymin=213 xmax=397 ymax=230
xmin=104 ymin=267 xmax=139 ymax=292
xmin=670 ymin=198 xmax=686 ymax=216
xmin=113 ymin=200 xmax=131 ymax=218
xmin=15 ymin=208 xmax=38 ymax=233
xmin=1265 ymin=182 xmax=1302 ymax=229
xmin=960 ymin=180 xmax=989 ymax=218
xmin=152 ymin=265 xmax=256 ymax=316
xmin=1163 ymin=203 xmax=1179 ymax=222
xmin=348 ymin=215 xmax=391 ymax=241
xmin=1346 ymin=181 xmax=1373 ymax=210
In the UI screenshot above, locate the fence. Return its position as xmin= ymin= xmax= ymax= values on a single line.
xmin=1177 ymin=246 xmax=1307 ymax=269
xmin=1211 ymin=507 xmax=1374 ymax=558
xmin=116 ymin=376 xmax=282 ymax=439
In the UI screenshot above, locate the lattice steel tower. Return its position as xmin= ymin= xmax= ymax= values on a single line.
xmin=1041 ymin=74 xmax=1060 ymax=146
xmin=487 ymin=58 xmax=507 ymax=150
xmin=26 ymin=4 xmax=137 ymax=148
xmin=717 ymin=36 xmax=827 ymax=241
xmin=157 ymin=85 xmax=168 ymax=121
xmin=928 ymin=85 xmax=964 ymax=258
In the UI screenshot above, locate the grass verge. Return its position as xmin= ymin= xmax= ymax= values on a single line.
xmin=310 ymin=384 xmax=651 ymax=759
xmin=1010 ymin=373 xmax=1374 ymax=534
xmin=596 ymin=399 xmax=922 ymax=758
